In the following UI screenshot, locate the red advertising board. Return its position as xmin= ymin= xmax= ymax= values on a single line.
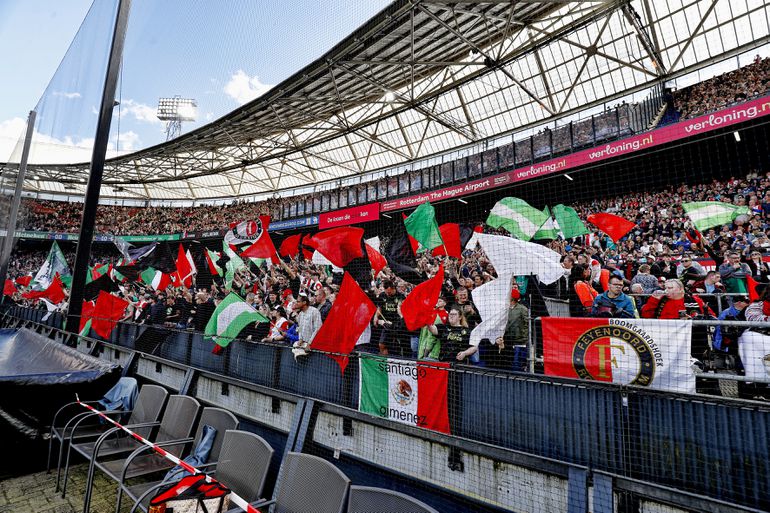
xmin=319 ymin=202 xmax=380 ymax=229
xmin=381 ymin=95 xmax=770 ymax=211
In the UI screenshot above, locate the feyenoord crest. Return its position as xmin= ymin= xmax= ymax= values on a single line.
xmin=572 ymin=324 xmax=656 ymax=386
xmin=230 ymin=219 xmax=263 ymax=242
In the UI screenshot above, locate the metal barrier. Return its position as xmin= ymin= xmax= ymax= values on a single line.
xmin=2 ymin=307 xmax=770 ymax=511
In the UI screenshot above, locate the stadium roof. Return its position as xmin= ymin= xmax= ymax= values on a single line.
xmin=18 ymin=0 xmax=770 ymax=201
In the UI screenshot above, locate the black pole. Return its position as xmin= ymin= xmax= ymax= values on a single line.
xmin=0 ymin=110 xmax=37 ymax=302
xmin=65 ymin=0 xmax=132 ymax=334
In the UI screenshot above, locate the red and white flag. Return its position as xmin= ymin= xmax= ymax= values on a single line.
xmin=542 ymin=318 xmax=695 ymax=393
xmin=235 ymin=216 xmax=279 ymax=261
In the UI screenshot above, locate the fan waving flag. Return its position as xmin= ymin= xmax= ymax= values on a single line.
xmin=533 ymin=206 xmax=558 ymax=240
xmin=472 ymin=233 xmax=564 ymax=285
xmin=486 ymin=197 xmax=550 ymax=242
xmin=404 ymin=202 xmax=443 ymax=252
xmin=552 ymin=204 xmax=589 ymax=240
xmin=431 ymin=224 xmax=462 ymax=258
xmin=205 ymin=293 xmax=269 ymax=352
xmin=306 ymin=227 xmax=364 ymax=268
xmin=401 ymin=265 xmax=444 ymax=331
xmin=31 ymin=242 xmax=71 ymax=290
xmin=682 ymin=201 xmax=750 ymax=232
xmin=205 ymin=249 xmax=222 ymax=276
xmin=587 ymin=212 xmax=636 ymax=243
xmin=470 ymin=272 xmax=515 ymax=346
xmin=308 ymin=273 xmax=376 ymax=373
xmin=542 ymin=318 xmax=695 ymax=393
xmin=359 ymin=356 xmax=450 ymax=434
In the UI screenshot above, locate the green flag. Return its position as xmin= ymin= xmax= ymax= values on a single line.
xmin=486 ymin=197 xmax=550 ymax=241
xmin=404 ymin=202 xmax=443 ymax=252
xmin=204 ymin=293 xmax=269 ymax=349
xmin=533 ymin=206 xmax=558 ymax=240
xmin=552 ymin=204 xmax=589 ymax=240
xmin=682 ymin=202 xmax=750 ymax=232
xmin=140 ymin=267 xmax=157 ymax=286
xmin=223 ymin=241 xmax=246 ymax=289
xmin=32 ymin=241 xmax=71 ymax=290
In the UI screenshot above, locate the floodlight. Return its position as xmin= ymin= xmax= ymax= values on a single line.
xmin=157 ymin=96 xmax=198 ymax=140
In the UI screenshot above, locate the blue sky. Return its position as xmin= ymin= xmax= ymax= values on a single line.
xmin=0 ymin=0 xmax=391 ymax=161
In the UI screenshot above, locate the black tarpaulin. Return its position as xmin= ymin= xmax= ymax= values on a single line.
xmin=0 ymin=328 xmax=118 ymax=385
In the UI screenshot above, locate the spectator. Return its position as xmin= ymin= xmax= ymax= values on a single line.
xmin=641 ymin=279 xmax=712 ymax=319
xmin=591 ymin=275 xmax=638 ymax=318
xmin=719 ymin=251 xmax=751 ymax=294
xmin=426 ymin=306 xmax=478 ymax=363
xmin=568 ymin=264 xmax=597 ymax=317
xmin=490 ymin=289 xmax=529 ymax=371
xmin=291 ymin=293 xmax=321 ymax=359
xmin=631 ymin=264 xmax=661 ymax=294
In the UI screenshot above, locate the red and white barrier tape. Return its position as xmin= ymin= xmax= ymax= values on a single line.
xmin=75 ymin=396 xmax=260 ymax=513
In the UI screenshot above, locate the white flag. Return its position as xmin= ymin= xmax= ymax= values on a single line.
xmin=738 ymin=331 xmax=770 ymax=381
xmin=470 ymin=233 xmax=564 ymax=285
xmin=470 ymin=272 xmax=514 ymax=346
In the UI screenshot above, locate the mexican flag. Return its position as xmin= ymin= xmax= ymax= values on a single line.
xmin=682 ymin=201 xmax=750 ymax=232
xmin=204 ymin=293 xmax=269 ymax=351
xmin=359 ymin=355 xmax=450 ymax=433
xmin=542 ymin=318 xmax=695 ymax=394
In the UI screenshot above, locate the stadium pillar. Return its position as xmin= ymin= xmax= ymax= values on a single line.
xmin=65 ymin=0 xmax=132 ymax=334
xmin=0 ymin=110 xmax=36 ymax=301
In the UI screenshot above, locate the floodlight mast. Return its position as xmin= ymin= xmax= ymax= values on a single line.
xmin=157 ymin=96 xmax=197 ymax=141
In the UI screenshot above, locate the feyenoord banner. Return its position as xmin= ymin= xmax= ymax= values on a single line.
xmin=542 ymin=318 xmax=695 ymax=394
xmin=359 ymin=356 xmax=450 ymax=434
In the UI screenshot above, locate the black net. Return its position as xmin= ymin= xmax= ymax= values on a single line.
xmin=5 ymin=6 xmax=770 ymax=513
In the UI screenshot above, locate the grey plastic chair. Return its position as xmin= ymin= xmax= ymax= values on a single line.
xmin=55 ymin=383 xmax=168 ymax=494
xmin=78 ymin=395 xmax=201 ymax=513
xmin=347 ymin=486 xmax=440 ymax=513
xmin=127 ymin=430 xmax=275 ymax=513
xmin=110 ymin=407 xmax=239 ymax=513
xmin=47 ymin=377 xmax=138 ymax=476
xmin=252 ymin=452 xmax=350 ymax=513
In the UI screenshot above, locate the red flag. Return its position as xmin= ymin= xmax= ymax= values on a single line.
xmin=431 ymin=223 xmax=461 ymax=258
xmin=305 ymin=227 xmax=364 ymax=268
xmin=364 ymin=242 xmax=387 ymax=276
xmin=175 ymin=245 xmax=195 ymax=288
xmin=748 ymin=275 xmax=762 ymax=301
xmin=3 ymin=280 xmax=16 ymax=297
xmin=80 ymin=300 xmax=96 ymax=333
xmin=240 ymin=216 xmax=279 ymax=261
xmin=15 ymin=275 xmax=32 ymax=287
xmin=22 ymin=274 xmax=66 ymax=304
xmin=587 ymin=213 xmax=636 ymax=243
xmin=402 ymin=265 xmax=445 ymax=331
xmin=310 ymin=273 xmax=376 ymax=373
xmin=279 ymin=234 xmax=303 ymax=258
xmin=91 ymin=291 xmax=129 ymax=339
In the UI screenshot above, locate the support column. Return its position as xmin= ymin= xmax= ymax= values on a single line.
xmin=65 ymin=0 xmax=132 ymax=333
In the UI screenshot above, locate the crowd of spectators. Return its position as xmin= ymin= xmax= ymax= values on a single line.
xmin=674 ymin=55 xmax=770 ymax=119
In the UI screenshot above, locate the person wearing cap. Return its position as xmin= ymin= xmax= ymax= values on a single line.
xmin=490 ymin=288 xmax=529 ymax=371
xmin=591 ymin=275 xmax=638 ymax=318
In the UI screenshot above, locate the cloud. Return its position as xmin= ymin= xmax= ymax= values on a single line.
xmin=119 ymin=99 xmax=162 ymax=124
xmin=223 ymin=70 xmax=273 ymax=105
xmin=52 ymin=91 xmax=82 ymax=99
xmin=0 ymin=116 xmax=138 ymax=164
